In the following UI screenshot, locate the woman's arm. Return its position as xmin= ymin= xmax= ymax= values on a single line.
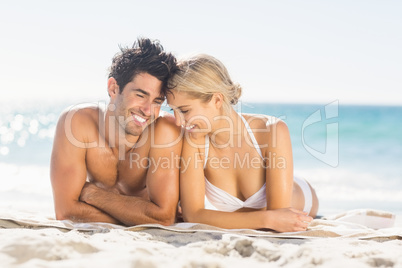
xmin=264 ymin=119 xmax=294 ymax=209
xmin=180 ymin=132 xmax=311 ymax=232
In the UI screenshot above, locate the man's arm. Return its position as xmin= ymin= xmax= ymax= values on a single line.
xmin=80 ymin=117 xmax=182 ymax=226
xmin=50 ymin=108 xmax=120 ymax=224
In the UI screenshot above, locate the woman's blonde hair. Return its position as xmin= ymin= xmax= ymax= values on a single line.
xmin=167 ymin=54 xmax=242 ymax=112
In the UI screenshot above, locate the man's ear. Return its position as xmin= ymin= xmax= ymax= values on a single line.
xmin=212 ymin=93 xmax=224 ymax=110
xmin=107 ymin=77 xmax=119 ymax=97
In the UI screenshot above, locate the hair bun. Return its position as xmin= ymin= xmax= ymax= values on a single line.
xmin=230 ymin=83 xmax=242 ymax=105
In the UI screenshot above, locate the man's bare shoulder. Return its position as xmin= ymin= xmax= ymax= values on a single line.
xmin=154 ymin=111 xmax=177 ymax=125
xmin=154 ymin=113 xmax=180 ymax=131
xmin=56 ymin=103 xmax=103 ymax=140
xmin=59 ymin=103 xmax=102 ymax=123
xmin=147 ymin=114 xmax=183 ymax=147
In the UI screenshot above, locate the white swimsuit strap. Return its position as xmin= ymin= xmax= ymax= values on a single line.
xmin=239 ymin=115 xmax=263 ymax=159
xmin=204 ymin=114 xmax=263 ymax=168
xmin=204 ymin=134 xmax=209 ymax=169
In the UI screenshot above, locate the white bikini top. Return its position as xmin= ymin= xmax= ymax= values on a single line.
xmin=204 ymin=114 xmax=267 ymax=212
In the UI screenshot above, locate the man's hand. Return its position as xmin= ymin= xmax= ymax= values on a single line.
xmin=80 ymin=182 xmax=121 ymax=204
xmin=79 ymin=182 xmax=98 ymax=204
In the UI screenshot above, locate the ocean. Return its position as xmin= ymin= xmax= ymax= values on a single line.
xmin=0 ymin=100 xmax=401 ymax=217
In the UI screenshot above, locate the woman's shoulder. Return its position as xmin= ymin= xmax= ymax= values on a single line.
xmin=240 ymin=113 xmax=290 ymax=147
xmin=240 ymin=113 xmax=285 ymax=129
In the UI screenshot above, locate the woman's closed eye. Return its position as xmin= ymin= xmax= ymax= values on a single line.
xmin=170 ymin=108 xmax=188 ymax=114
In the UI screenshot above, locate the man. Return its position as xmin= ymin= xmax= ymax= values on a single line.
xmin=50 ymin=38 xmax=182 ymax=226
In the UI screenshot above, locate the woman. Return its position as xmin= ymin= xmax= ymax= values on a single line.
xmin=167 ymin=54 xmax=319 ymax=232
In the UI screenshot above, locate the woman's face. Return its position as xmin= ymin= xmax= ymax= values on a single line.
xmin=166 ymin=91 xmax=217 ymax=133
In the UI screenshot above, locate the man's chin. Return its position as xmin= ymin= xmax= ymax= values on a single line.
xmin=125 ymin=128 xmax=143 ymax=137
xmin=125 ymin=122 xmax=149 ymax=136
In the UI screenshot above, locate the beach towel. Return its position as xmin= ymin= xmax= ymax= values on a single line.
xmin=0 ymin=209 xmax=400 ymax=240
xmin=1 ymin=209 xmax=401 ymax=267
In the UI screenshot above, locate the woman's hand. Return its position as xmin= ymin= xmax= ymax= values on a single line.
xmin=265 ymin=207 xmax=313 ymax=232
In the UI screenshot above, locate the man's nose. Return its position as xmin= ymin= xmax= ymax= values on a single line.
xmin=140 ymin=101 xmax=152 ymax=117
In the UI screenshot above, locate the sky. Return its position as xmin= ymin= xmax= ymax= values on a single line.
xmin=1 ymin=0 xmax=401 ymax=106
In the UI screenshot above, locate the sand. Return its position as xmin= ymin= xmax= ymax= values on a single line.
xmin=1 ymin=209 xmax=401 ymax=268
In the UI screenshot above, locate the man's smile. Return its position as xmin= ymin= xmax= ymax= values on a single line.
xmin=131 ymin=112 xmax=148 ymax=125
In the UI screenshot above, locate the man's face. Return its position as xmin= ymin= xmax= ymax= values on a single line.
xmin=113 ymin=72 xmax=164 ymax=136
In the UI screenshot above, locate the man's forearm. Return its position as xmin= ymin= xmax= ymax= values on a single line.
xmin=59 ymin=200 xmax=121 ymax=225
xmin=82 ymin=188 xmax=174 ymax=226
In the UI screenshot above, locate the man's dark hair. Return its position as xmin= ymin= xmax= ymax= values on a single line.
xmin=108 ymin=37 xmax=177 ymax=96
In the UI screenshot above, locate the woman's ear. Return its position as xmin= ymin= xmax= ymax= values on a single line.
xmin=107 ymin=77 xmax=119 ymax=98
xmin=212 ymin=93 xmax=224 ymax=109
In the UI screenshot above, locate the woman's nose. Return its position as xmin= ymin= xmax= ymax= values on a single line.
xmin=174 ymin=111 xmax=184 ymax=127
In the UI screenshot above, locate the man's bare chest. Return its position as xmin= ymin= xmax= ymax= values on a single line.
xmin=85 ymin=146 xmax=149 ymax=195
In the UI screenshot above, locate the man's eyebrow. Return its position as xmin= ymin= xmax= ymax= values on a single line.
xmin=134 ymin=89 xmax=150 ymax=96
xmin=134 ymin=89 xmax=165 ymax=102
